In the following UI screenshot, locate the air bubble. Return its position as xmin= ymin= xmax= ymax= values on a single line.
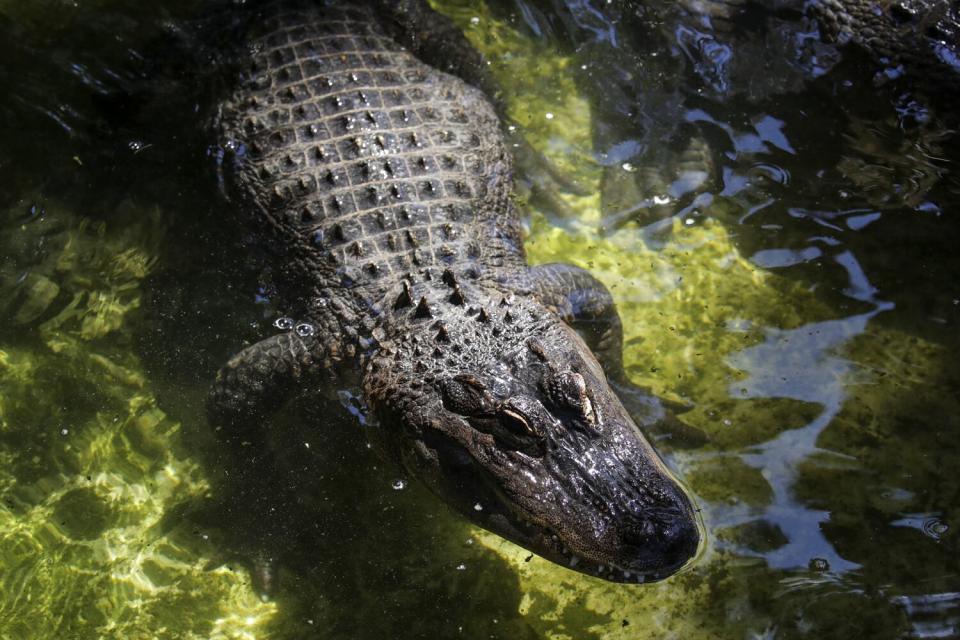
xmin=274 ymin=317 xmax=294 ymax=330
xmin=808 ymin=557 xmax=830 ymax=572
xmin=923 ymin=518 xmax=949 ymax=539
xmin=392 ymin=479 xmax=406 ymax=490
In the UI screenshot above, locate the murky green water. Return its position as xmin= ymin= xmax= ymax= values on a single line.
xmin=1 ymin=1 xmax=959 ymax=638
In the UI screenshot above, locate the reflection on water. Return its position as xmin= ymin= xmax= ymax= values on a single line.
xmin=1 ymin=0 xmax=959 ymax=638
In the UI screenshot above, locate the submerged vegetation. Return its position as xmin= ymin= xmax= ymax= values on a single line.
xmin=1 ymin=0 xmax=958 ymax=638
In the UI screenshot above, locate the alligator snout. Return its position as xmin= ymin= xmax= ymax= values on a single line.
xmin=609 ymin=483 xmax=701 ymax=580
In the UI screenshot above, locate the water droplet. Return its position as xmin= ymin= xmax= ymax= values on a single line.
xmin=545 ymin=112 xmax=555 ymax=120
xmin=621 ymin=162 xmax=635 ymax=172
xmin=456 ymin=563 xmax=466 ymax=570
xmin=274 ymin=317 xmax=294 ymax=330
xmin=473 ymin=503 xmax=483 ymax=511
xmin=295 ymin=322 xmax=316 ymax=337
xmin=470 ymin=16 xmax=480 ymax=25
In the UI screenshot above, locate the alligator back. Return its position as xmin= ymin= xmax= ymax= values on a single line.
xmin=215 ymin=1 xmax=524 ymax=303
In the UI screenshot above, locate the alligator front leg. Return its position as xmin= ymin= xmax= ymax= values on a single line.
xmin=208 ymin=326 xmax=334 ymax=445
xmin=206 ymin=325 xmax=337 ymax=597
xmin=509 ymin=263 xmax=706 ymax=447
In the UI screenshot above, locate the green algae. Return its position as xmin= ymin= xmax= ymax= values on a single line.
xmin=0 ymin=200 xmax=274 ymax=639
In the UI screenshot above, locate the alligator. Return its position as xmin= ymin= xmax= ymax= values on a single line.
xmin=206 ymin=0 xmax=701 ymax=585
xmin=808 ymin=0 xmax=960 ymax=98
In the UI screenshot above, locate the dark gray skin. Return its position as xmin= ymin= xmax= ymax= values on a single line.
xmin=208 ymin=0 xmax=701 ymax=584
xmin=808 ymin=0 xmax=960 ymax=97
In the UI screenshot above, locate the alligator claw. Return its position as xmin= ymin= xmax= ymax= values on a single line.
xmin=205 ymin=545 xmax=280 ymax=601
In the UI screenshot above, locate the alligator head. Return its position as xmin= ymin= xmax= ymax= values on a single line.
xmin=364 ymin=279 xmax=701 ymax=582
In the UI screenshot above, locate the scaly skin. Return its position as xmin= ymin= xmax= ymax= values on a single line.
xmin=808 ymin=0 xmax=960 ymax=96
xmin=208 ymin=0 xmax=701 ymax=585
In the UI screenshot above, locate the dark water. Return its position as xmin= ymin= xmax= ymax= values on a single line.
xmin=1 ymin=1 xmax=959 ymax=638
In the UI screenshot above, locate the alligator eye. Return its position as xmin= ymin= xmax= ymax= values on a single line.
xmin=472 ymin=399 xmax=544 ymax=457
xmin=440 ymin=374 xmax=494 ymax=416
xmin=543 ymin=370 xmax=596 ymax=424
xmin=499 ymin=406 xmax=536 ymax=436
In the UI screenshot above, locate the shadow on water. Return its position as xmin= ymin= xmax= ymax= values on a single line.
xmin=2 ymin=0 xmax=960 ymax=638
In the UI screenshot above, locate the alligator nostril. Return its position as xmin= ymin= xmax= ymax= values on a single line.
xmin=617 ymin=487 xmax=700 ymax=575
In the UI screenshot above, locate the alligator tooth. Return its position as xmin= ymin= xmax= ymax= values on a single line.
xmin=414 ymin=297 xmax=432 ymax=319
xmin=393 ymin=282 xmax=413 ymax=309
xmin=441 ymin=269 xmax=457 ymax=287
xmin=569 ymin=556 xmax=580 ymax=568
